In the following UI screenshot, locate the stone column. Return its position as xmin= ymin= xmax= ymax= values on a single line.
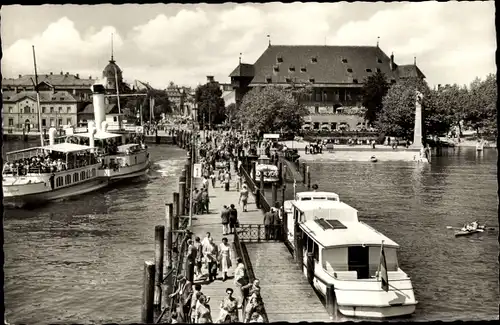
xmin=410 ymin=90 xmax=423 ymax=149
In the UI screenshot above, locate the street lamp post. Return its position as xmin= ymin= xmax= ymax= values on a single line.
xmin=188 ymin=103 xmax=198 ymax=227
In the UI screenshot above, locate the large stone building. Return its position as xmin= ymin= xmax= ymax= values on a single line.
xmin=2 ymin=72 xmax=96 ymax=131
xmin=228 ymin=44 xmax=425 ymax=131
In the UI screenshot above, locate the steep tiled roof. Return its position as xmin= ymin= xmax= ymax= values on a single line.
xmin=396 ymin=65 xmax=426 ymax=79
xmin=242 ymin=45 xmax=423 ymax=85
xmin=2 ymin=73 xmax=96 ymax=87
xmin=3 ymin=90 xmax=77 ymax=103
xmin=229 ymin=63 xmax=255 ymax=77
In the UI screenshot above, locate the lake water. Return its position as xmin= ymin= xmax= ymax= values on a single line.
xmin=3 ymin=141 xmax=498 ymax=322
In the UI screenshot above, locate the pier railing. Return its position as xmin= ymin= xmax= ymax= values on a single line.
xmin=236 ymin=224 xmax=283 ymax=243
xmin=233 ymin=228 xmax=270 ymax=323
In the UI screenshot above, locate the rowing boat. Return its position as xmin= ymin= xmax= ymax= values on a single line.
xmin=455 ymin=228 xmax=485 ymax=237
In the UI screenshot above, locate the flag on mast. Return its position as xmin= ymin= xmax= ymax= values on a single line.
xmin=378 ymin=240 xmax=389 ymax=292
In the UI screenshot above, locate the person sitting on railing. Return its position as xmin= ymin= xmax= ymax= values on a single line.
xmin=190 ymin=284 xmax=205 ymax=322
xmin=244 ymin=287 xmax=264 ymax=323
xmin=234 ymin=257 xmax=249 ymax=306
xmin=195 ymin=294 xmax=213 ymax=323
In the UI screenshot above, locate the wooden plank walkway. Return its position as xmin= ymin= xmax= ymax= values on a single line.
xmin=189 ymin=164 xmax=263 ymax=321
xmin=245 ymin=242 xmax=332 ymax=322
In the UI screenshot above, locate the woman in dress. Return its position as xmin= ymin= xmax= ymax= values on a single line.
xmin=203 ymin=237 xmax=219 ymax=282
xmin=195 ymin=295 xmax=213 ymax=323
xmin=244 ymin=288 xmax=263 ymax=323
xmin=218 ymin=237 xmax=232 ymax=281
xmin=218 ymin=288 xmax=240 ymax=323
xmin=239 ymin=184 xmax=249 ymax=212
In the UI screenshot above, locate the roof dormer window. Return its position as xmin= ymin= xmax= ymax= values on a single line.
xmin=311 ymin=56 xmax=318 ymax=63
xmin=377 ymin=58 xmax=383 ymax=64
xmin=277 ymin=56 xmax=283 ymax=63
xmin=347 ymin=68 xmax=353 ymax=73
xmin=273 ymin=65 xmax=279 ymax=72
xmin=266 ymin=76 xmax=272 ymax=83
xmin=285 ymin=77 xmax=292 ymax=83
xmin=342 ymin=58 xmax=348 ymax=64
xmin=301 ymin=67 xmax=307 ymax=72
xmin=366 ymin=68 xmax=372 ymax=73
xmin=289 ymin=66 xmax=296 ymax=72
xmin=353 ymin=79 xmax=359 ymax=84
xmin=376 ymin=68 xmax=381 ymax=73
xmin=309 ymin=78 xmax=315 ymax=83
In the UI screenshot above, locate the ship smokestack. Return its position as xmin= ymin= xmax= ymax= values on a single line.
xmin=48 ymin=127 xmax=57 ymax=146
xmin=91 ymin=82 xmax=107 ymax=132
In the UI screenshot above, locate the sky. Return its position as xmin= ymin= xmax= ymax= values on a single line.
xmin=1 ymin=2 xmax=496 ymax=89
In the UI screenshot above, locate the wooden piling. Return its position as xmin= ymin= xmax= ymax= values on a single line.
xmin=302 ymin=162 xmax=306 ymax=184
xmin=179 ymin=175 xmax=186 ymax=215
xmin=163 ymin=203 xmax=174 ymax=309
xmin=185 ymin=162 xmax=192 ymax=194
xmin=326 ymin=285 xmax=335 ymax=319
xmin=154 ymin=225 xmax=165 ymax=307
xmin=252 ymin=161 xmax=257 ymax=181
xmin=173 ymin=192 xmax=180 ymax=231
xmin=272 ymin=183 xmax=277 ymax=208
xmin=142 ymin=261 xmax=155 ymax=324
xmin=307 ymin=166 xmax=311 ymax=190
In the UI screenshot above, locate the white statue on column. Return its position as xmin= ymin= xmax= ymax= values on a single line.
xmin=410 ymin=89 xmax=424 ymax=149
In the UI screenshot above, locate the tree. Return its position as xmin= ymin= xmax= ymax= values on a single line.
xmin=361 ymin=71 xmax=389 ymax=124
xmin=225 ymin=103 xmax=238 ymax=127
xmin=124 ymin=88 xmax=172 ymax=123
xmin=195 ymin=82 xmax=226 ymax=128
xmin=463 ymin=74 xmax=497 ymax=136
xmin=236 ymin=85 xmax=309 ymax=135
xmin=429 ymin=83 xmax=469 ymax=137
xmin=376 ymin=77 xmax=445 ymax=140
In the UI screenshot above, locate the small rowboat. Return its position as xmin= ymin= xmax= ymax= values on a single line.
xmin=455 ymin=227 xmax=485 ymax=237
xmin=370 ymin=155 xmax=378 ymax=162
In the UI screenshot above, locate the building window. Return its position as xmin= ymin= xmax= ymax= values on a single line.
xmin=273 ymin=66 xmax=279 ymax=72
xmin=59 ymin=107 xmax=63 ymax=113
xmin=50 ymin=107 xmax=54 ymax=113
xmin=266 ymin=77 xmax=272 ymax=83
xmin=24 ymin=106 xmax=30 ymax=114
xmin=50 ymin=119 xmax=55 ymax=127
xmin=8 ymin=107 xmax=13 ymax=113
xmin=347 ymin=68 xmax=353 ymax=73
xmin=277 ymin=56 xmax=283 ymax=63
xmin=353 ymin=79 xmax=359 ymax=84
xmin=377 ymin=58 xmax=383 ymax=64
xmin=309 ymin=78 xmax=315 ymax=83
xmin=8 ymin=118 xmax=14 ymax=126
xmin=311 ymin=57 xmax=317 ymax=63
xmin=376 ymin=68 xmax=381 ymax=73
xmin=113 ymin=116 xmax=118 ymax=122
xmin=285 ymin=77 xmax=291 ymax=83
xmin=56 ymin=176 xmax=64 ymax=187
xmin=289 ymin=66 xmax=295 ymax=72
xmin=58 ymin=119 xmax=63 ymax=126
xmin=92 ymin=168 xmax=96 ymax=177
xmin=342 ymin=58 xmax=348 ymax=64
xmin=314 ymin=105 xmax=319 ymax=114
xmin=73 ymin=173 xmax=79 ymax=182
xmin=42 ymin=107 xmax=46 ymax=113
xmin=80 ymin=171 xmax=86 ymax=180
xmin=313 ymin=122 xmax=320 ymax=130
xmin=65 ymin=174 xmax=71 ymax=185
xmin=67 ymin=107 xmax=71 ymax=113
xmin=300 ymin=67 xmax=307 ymax=72
xmin=66 ymin=118 xmax=72 ymax=125
xmin=366 ymin=68 xmax=372 ymax=73
xmin=42 ymin=119 xmax=46 ymax=127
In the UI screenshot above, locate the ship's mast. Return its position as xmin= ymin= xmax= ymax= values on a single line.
xmin=32 ymin=45 xmax=45 ymax=146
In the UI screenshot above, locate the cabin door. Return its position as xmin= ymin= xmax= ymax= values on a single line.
xmin=347 ymin=246 xmax=370 ymax=279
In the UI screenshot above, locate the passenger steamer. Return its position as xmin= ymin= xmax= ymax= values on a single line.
xmin=2 ymin=82 xmax=150 ymax=207
xmin=284 ymin=192 xmax=417 ymax=318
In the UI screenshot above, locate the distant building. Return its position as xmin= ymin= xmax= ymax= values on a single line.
xmin=228 ymin=44 xmax=425 ymax=131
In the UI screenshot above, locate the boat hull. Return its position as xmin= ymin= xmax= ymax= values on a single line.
xmin=338 ymin=304 xmax=416 ymax=318
xmin=3 ymin=178 xmax=109 ymax=208
xmin=455 ymin=229 xmax=484 ymax=237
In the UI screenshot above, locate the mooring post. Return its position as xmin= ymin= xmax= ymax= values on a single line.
xmin=185 ymin=161 xmax=192 ymax=195
xmin=307 ymin=166 xmax=311 ymax=190
xmin=163 ymin=203 xmax=174 ymax=309
xmin=154 ymin=225 xmax=165 ymax=308
xmin=302 ymin=162 xmax=306 ymax=184
xmin=142 ymin=261 xmax=155 ymax=324
xmin=252 ymin=161 xmax=257 ymax=182
xmin=173 ymin=192 xmax=180 ymax=231
xmin=179 ymin=174 xmax=186 ymax=216
xmin=272 ymin=183 xmax=277 ymax=209
xmin=326 ymin=284 xmax=335 ymax=319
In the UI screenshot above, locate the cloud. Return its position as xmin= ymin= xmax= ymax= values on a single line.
xmin=2 ymin=2 xmax=496 ymax=89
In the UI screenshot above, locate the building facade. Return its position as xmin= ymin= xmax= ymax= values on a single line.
xmin=229 ymin=44 xmax=425 ymax=131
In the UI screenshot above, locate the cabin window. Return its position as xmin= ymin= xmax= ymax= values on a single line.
xmin=80 ymin=171 xmax=86 ymax=180
xmin=73 ymin=173 xmax=79 ymax=182
xmin=348 ymin=246 xmax=370 ymax=279
xmin=368 ymin=246 xmax=398 ymax=275
xmin=86 ymin=170 xmax=90 ymax=178
xmin=92 ymin=168 xmax=96 ymax=177
xmin=313 ymin=241 xmax=319 ymax=261
xmin=65 ymin=174 xmax=71 ymax=185
xmin=56 ymin=176 xmax=64 ymax=187
xmin=322 ymin=248 xmax=348 ymax=272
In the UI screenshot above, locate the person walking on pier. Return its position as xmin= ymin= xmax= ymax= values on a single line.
xmin=195 ymin=188 xmax=203 ymax=215
xmin=263 ymin=209 xmax=274 ymax=240
xmin=217 ymin=288 xmax=240 ymax=323
xmin=210 ymin=171 xmax=216 ymax=188
xmin=218 ymin=237 xmax=232 ymax=281
xmin=190 ymin=284 xmax=204 ymax=322
xmin=194 ymin=237 xmax=204 ymax=281
xmin=234 ymin=257 xmax=249 ymax=306
xmin=195 ymin=295 xmax=213 ymax=323
xmin=221 ymin=205 xmax=230 ymax=235
xmin=224 ymin=169 xmax=231 ymax=192
xmin=239 ymin=184 xmax=249 ymax=212
xmin=203 ymin=237 xmax=219 ymax=282
xmin=186 ymin=239 xmax=197 ymax=283
xmin=169 ymin=275 xmax=193 ymax=323
xmin=228 ymin=204 xmax=238 ymax=234
xmin=201 ymin=188 xmax=210 ymax=214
